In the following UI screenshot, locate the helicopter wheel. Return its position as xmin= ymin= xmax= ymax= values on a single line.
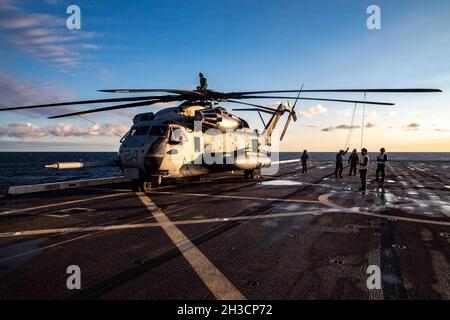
xmin=139 ymin=180 xmax=152 ymax=193
xmin=150 ymin=175 xmax=162 ymax=187
xmin=244 ymin=169 xmax=260 ymax=179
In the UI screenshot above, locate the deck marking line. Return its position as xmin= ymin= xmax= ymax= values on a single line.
xmin=319 ymin=193 xmax=450 ymax=226
xmin=0 ymin=192 xmax=133 ymax=216
xmin=150 ymin=191 xmax=319 ymax=203
xmin=0 ymin=210 xmax=328 ymax=238
xmin=0 ymin=216 xmax=153 ymax=263
xmin=136 ymin=192 xmax=245 ymax=300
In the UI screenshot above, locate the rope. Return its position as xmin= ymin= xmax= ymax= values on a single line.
xmin=344 ymin=102 xmax=357 ymax=150
xmin=360 ymin=92 xmax=366 ymax=150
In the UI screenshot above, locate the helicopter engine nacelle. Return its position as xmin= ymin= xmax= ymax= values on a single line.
xmin=133 ymin=112 xmax=155 ymax=123
xmin=195 ymin=109 xmax=242 ymax=133
xmin=233 ymin=152 xmax=272 ymax=170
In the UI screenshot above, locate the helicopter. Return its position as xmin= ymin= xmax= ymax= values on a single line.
xmin=0 ymin=74 xmax=441 ymax=192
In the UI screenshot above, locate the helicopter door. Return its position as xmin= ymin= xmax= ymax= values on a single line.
xmin=166 ymin=127 xmax=188 ymax=169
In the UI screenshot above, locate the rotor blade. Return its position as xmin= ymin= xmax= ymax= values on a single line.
xmin=291 ymin=83 xmax=304 ymax=111
xmin=235 ymin=96 xmax=395 ymax=106
xmin=98 ymin=89 xmax=200 ymax=95
xmin=257 ymin=111 xmax=266 ymax=127
xmin=0 ymin=95 xmax=182 ymax=112
xmin=231 ymin=108 xmax=276 ymax=115
xmin=229 ymin=88 xmax=442 ymax=95
xmin=48 ymin=99 xmax=170 ymax=119
xmin=280 ymin=116 xmax=292 ymax=141
xmin=292 ymin=112 xmax=298 ymax=122
xmin=226 ymin=99 xmax=277 ymax=112
xmin=226 ymin=100 xmax=277 ymax=112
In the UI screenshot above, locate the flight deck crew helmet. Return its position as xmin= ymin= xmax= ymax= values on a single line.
xmin=362 ymin=148 xmax=367 ymax=153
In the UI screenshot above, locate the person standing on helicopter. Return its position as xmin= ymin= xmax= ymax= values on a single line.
xmin=198 ymin=73 xmax=208 ymax=91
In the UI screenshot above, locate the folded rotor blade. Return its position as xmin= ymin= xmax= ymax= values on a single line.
xmin=48 ymin=99 xmax=169 ymax=119
xmin=280 ymin=116 xmax=292 ymax=141
xmin=0 ymin=95 xmax=182 ymax=112
xmin=231 ymin=108 xmax=276 ymax=115
xmin=226 ymin=99 xmax=277 ymax=112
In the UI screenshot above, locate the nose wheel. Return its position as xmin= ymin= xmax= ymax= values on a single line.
xmin=244 ymin=169 xmax=260 ymax=179
xmin=131 ymin=176 xmax=162 ymax=193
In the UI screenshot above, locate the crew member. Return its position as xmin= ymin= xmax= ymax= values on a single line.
xmin=198 ymin=72 xmax=208 ymax=90
xmin=348 ymin=149 xmax=359 ymax=176
xmin=359 ymin=148 xmax=369 ymax=192
xmin=301 ymin=149 xmax=309 ymax=173
xmin=335 ymin=147 xmax=349 ymax=178
xmin=375 ymin=147 xmax=387 ymax=184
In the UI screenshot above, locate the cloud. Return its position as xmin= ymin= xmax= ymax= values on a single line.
xmin=0 ymin=71 xmax=75 ymax=117
xmin=404 ymin=123 xmax=421 ymax=131
xmin=384 ymin=111 xmax=398 ymax=117
xmin=298 ymin=104 xmax=328 ymax=118
xmin=0 ymin=2 xmax=100 ymax=69
xmin=303 ymin=124 xmax=320 ymax=128
xmin=435 ymin=128 xmax=449 ymax=132
xmin=337 ymin=109 xmax=351 ymax=116
xmin=365 ymin=122 xmax=376 ymax=128
xmin=0 ymin=122 xmax=129 ymax=139
xmin=321 ymin=124 xmax=360 ymax=132
xmin=0 ymin=122 xmax=46 ymax=138
xmin=363 ymin=110 xmax=378 ymax=119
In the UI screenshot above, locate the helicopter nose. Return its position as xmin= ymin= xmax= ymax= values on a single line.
xmin=144 ymin=137 xmax=167 ymax=173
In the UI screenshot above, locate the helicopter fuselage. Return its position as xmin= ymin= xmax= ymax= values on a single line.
xmin=118 ymin=105 xmax=272 ymax=186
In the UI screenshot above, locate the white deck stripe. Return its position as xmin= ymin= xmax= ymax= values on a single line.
xmin=0 ymin=210 xmax=327 ymax=238
xmin=136 ymin=192 xmax=245 ymax=300
xmin=318 ymin=193 xmax=450 ymax=226
xmin=150 ymin=191 xmax=319 ymax=203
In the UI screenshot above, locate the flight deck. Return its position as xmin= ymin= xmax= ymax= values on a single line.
xmin=0 ymin=160 xmax=449 ymax=300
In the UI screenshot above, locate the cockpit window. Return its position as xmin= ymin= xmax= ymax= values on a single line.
xmin=148 ymin=126 xmax=168 ymax=136
xmin=131 ymin=126 xmax=150 ymax=136
xmin=130 ymin=125 xmax=168 ymax=137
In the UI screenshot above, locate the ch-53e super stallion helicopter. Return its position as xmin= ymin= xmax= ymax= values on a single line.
xmin=0 ymin=74 xmax=441 ymax=192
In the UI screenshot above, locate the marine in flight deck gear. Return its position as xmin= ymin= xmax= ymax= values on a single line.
xmin=301 ymin=149 xmax=309 ymax=173
xmin=359 ymin=148 xmax=369 ymax=192
xmin=335 ymin=147 xmax=349 ymax=178
xmin=198 ymin=72 xmax=208 ymax=91
xmin=375 ymin=147 xmax=387 ymax=184
xmin=348 ymin=149 xmax=359 ymax=176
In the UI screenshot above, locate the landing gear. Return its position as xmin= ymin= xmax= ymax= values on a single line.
xmin=140 ymin=180 xmax=152 ymax=193
xmin=130 ymin=179 xmax=152 ymax=193
xmin=131 ymin=175 xmax=163 ymax=193
xmin=244 ymin=169 xmax=260 ymax=180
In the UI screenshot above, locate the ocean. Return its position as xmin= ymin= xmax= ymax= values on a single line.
xmin=1 ymin=152 xmax=450 ymax=187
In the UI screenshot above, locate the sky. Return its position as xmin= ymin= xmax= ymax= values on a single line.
xmin=0 ymin=0 xmax=449 ymax=152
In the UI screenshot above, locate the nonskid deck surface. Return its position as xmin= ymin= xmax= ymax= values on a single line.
xmin=0 ymin=160 xmax=449 ymax=299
